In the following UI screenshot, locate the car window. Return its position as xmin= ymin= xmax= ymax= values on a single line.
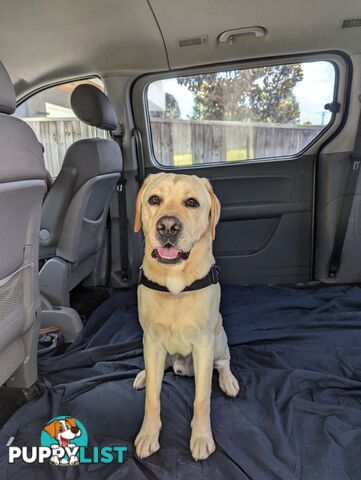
xmin=147 ymin=61 xmax=336 ymax=167
xmin=14 ymin=78 xmax=108 ymax=178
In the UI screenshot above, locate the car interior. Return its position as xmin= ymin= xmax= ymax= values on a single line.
xmin=1 ymin=0 xmax=361 ymax=477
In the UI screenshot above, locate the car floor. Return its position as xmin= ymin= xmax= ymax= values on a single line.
xmin=1 ymin=283 xmax=361 ymax=479
xmin=70 ymin=285 xmax=112 ymax=323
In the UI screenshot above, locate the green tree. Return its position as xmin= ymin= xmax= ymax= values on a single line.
xmin=164 ymin=93 xmax=181 ymax=119
xmin=178 ymin=65 xmax=303 ymax=124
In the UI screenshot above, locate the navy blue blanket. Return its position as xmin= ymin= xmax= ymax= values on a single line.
xmin=1 ymin=284 xmax=361 ymax=479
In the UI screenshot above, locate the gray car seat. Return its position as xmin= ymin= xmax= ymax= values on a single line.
xmin=0 ymin=61 xmax=46 ymax=388
xmin=39 ymin=84 xmax=122 ymax=306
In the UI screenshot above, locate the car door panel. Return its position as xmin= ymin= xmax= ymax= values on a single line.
xmin=147 ymin=154 xmax=313 ymax=284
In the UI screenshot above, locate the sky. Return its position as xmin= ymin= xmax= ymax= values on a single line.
xmin=150 ymin=61 xmax=335 ymax=125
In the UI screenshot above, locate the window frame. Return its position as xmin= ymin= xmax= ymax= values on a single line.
xmin=15 ymin=75 xmax=103 ymax=110
xmin=132 ymin=51 xmax=349 ymax=171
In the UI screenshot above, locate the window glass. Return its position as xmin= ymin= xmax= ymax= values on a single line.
xmin=147 ymin=61 xmax=336 ymax=166
xmin=14 ymin=78 xmax=108 ymax=177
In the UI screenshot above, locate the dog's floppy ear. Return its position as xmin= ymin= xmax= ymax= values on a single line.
xmin=134 ymin=175 xmax=154 ymax=233
xmin=43 ymin=420 xmax=60 ymax=438
xmin=66 ymin=417 xmax=77 ymax=428
xmin=203 ymin=178 xmax=221 ymax=240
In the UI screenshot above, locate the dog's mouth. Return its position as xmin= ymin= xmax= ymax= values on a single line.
xmin=59 ymin=436 xmax=69 ymax=448
xmin=151 ymin=244 xmax=190 ymax=264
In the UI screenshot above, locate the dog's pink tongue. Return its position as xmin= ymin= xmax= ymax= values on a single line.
xmin=157 ymin=246 xmax=181 ymax=259
xmin=60 ymin=437 xmax=69 ymax=448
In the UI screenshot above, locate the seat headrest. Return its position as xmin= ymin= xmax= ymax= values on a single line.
xmin=71 ymin=84 xmax=118 ymax=131
xmin=0 ymin=61 xmax=16 ymax=115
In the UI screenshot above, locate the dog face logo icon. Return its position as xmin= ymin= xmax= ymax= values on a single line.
xmin=41 ymin=416 xmax=88 ymax=466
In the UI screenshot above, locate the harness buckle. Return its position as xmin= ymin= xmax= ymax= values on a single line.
xmin=138 ymin=267 xmax=143 ymax=284
xmin=211 ymin=265 xmax=220 ymax=284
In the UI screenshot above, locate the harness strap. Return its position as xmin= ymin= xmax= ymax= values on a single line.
xmin=139 ymin=265 xmax=220 ymax=293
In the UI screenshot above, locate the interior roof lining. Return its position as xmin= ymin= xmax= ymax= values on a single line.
xmin=1 ymin=0 xmax=361 ymax=98
xmin=146 ymin=0 xmax=170 ymax=70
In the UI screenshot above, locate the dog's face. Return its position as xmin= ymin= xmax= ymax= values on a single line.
xmin=43 ymin=418 xmax=81 ymax=447
xmin=134 ymin=173 xmax=220 ymax=264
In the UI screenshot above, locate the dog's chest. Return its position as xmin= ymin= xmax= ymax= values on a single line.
xmin=138 ymin=285 xmax=220 ymax=356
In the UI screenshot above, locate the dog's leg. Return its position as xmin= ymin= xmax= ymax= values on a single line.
xmin=214 ymin=324 xmax=239 ymax=397
xmin=133 ymin=354 xmax=172 ymax=390
xmin=190 ymin=336 xmax=216 ymax=461
xmin=135 ymin=335 xmax=166 ymax=459
xmin=215 ymin=347 xmax=239 ymax=397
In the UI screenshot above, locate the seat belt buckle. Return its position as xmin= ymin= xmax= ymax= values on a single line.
xmin=120 ymin=269 xmax=128 ymax=282
xmin=116 ymin=178 xmax=127 ymax=192
xmin=350 ymin=151 xmax=361 ymax=167
xmin=328 ymin=262 xmax=338 ymax=279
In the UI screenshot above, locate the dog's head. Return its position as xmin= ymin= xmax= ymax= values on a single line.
xmin=43 ymin=417 xmax=81 ymax=448
xmin=134 ymin=173 xmax=220 ymax=265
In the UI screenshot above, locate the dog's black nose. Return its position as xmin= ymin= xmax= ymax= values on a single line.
xmin=156 ymin=216 xmax=182 ymax=238
xmin=71 ymin=427 xmax=79 ymax=434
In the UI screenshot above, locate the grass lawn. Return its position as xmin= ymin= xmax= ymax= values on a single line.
xmin=172 ymin=147 xmax=254 ymax=166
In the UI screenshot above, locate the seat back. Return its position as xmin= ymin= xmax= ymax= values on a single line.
xmin=39 ymin=85 xmax=122 ymax=306
xmin=0 ymin=61 xmax=46 ymax=387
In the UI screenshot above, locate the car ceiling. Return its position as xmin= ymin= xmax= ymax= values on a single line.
xmin=1 ymin=0 xmax=361 ymax=97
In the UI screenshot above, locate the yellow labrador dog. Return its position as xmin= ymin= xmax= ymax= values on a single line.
xmin=133 ymin=173 xmax=239 ymax=461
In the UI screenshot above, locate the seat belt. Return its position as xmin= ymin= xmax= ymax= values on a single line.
xmin=111 ymin=126 xmax=129 ymax=282
xmin=132 ymin=128 xmax=145 ymax=185
xmin=328 ymin=113 xmax=361 ymax=278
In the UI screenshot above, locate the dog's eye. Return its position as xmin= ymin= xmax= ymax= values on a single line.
xmin=59 ymin=426 xmax=64 ymax=432
xmin=184 ymin=198 xmax=199 ymax=208
xmin=148 ymin=195 xmax=161 ymax=206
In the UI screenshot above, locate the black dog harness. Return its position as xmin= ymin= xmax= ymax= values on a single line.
xmin=139 ymin=264 xmax=220 ymax=293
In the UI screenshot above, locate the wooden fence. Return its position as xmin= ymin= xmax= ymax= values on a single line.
xmin=25 ymin=117 xmax=324 ymax=175
xmin=26 ymin=118 xmax=108 ymax=177
xmin=150 ymin=118 xmax=323 ymax=166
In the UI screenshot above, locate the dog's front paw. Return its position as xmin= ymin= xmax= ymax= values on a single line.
xmin=218 ymin=371 xmax=240 ymax=397
xmin=190 ymin=431 xmax=215 ymax=461
xmin=133 ymin=370 xmax=146 ymax=390
xmin=69 ymin=456 xmax=79 ymax=465
xmin=50 ymin=456 xmax=60 ymax=465
xmin=135 ymin=425 xmax=160 ymax=459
